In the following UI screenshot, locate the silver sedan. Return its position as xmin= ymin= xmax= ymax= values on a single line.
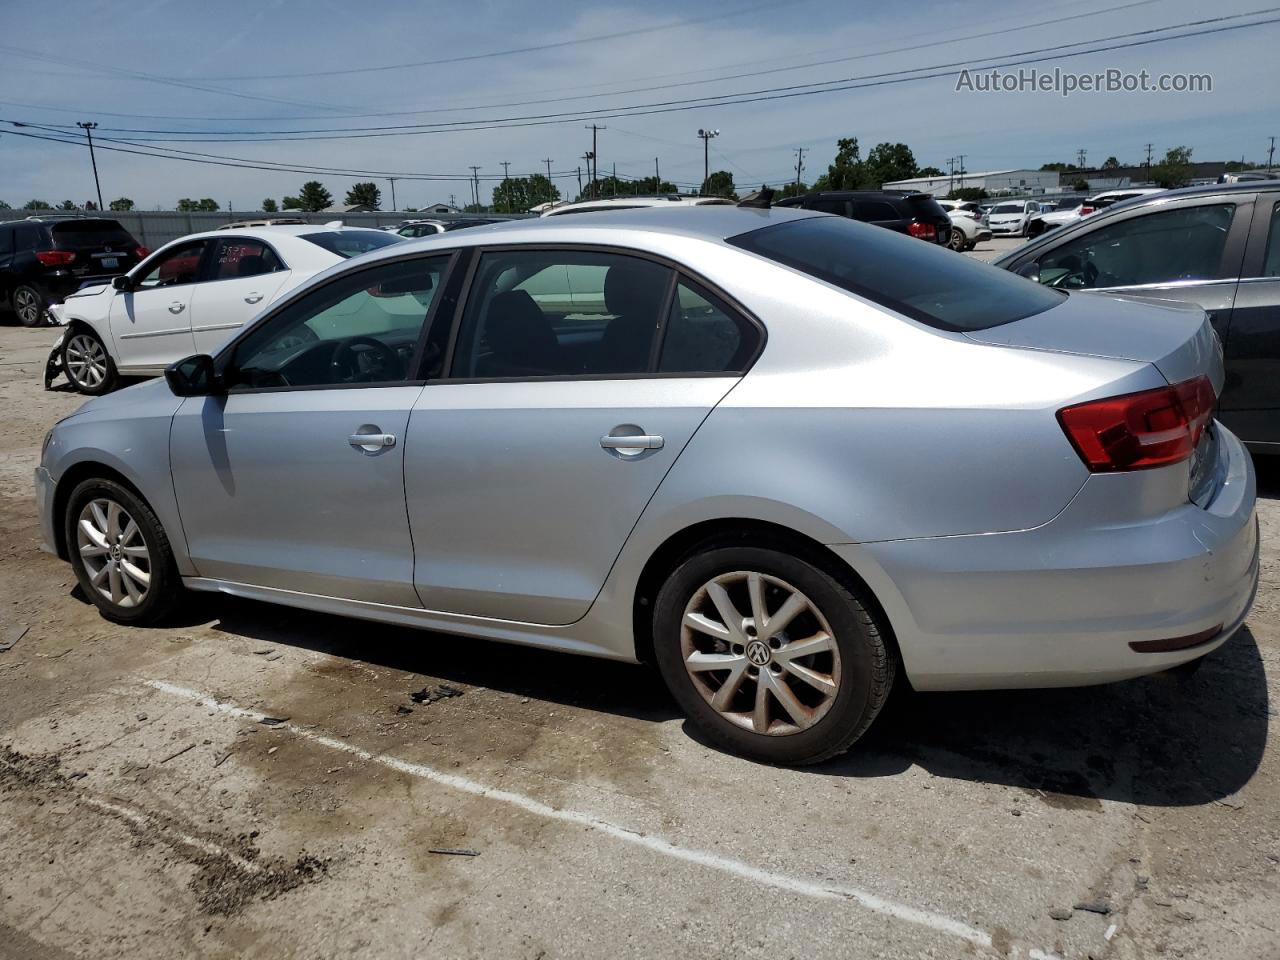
xmin=35 ymin=205 xmax=1259 ymax=765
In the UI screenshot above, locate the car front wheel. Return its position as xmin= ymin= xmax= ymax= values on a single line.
xmin=653 ymin=545 xmax=895 ymax=765
xmin=12 ymin=283 xmax=49 ymax=327
xmin=62 ymin=328 xmax=117 ymax=394
xmin=65 ymin=478 xmax=182 ymax=625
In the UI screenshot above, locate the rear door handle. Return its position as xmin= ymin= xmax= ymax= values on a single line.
xmin=349 ymin=432 xmax=396 ymax=452
xmin=600 ymin=434 xmax=664 ymax=450
xmin=244 ymin=293 xmax=263 ymax=304
xmin=168 ymin=301 xmax=185 ymax=314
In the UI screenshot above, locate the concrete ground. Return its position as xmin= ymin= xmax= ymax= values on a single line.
xmin=1 ymin=302 xmax=1277 ymax=960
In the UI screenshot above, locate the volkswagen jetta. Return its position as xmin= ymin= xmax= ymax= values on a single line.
xmin=36 ymin=206 xmax=1259 ymax=764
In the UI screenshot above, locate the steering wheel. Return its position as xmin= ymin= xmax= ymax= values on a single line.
xmin=330 ymin=336 xmax=400 ymax=383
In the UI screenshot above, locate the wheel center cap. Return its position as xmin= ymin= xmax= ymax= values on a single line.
xmin=745 ymin=639 xmax=771 ymax=666
xmin=110 ymin=544 xmax=123 ymax=561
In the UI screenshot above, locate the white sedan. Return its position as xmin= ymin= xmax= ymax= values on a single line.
xmin=47 ymin=225 xmax=404 ymax=394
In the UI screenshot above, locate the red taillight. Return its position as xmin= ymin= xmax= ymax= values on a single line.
xmin=1057 ymin=375 xmax=1216 ymax=472
xmin=908 ymin=222 xmax=937 ymax=241
xmin=1078 ymin=206 xmax=1095 ymax=216
xmin=34 ymin=250 xmax=75 ymax=267
xmin=135 ymin=246 xmax=150 ymax=259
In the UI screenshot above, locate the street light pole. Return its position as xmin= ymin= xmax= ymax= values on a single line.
xmin=697 ymin=128 xmax=720 ymax=192
xmin=77 ymin=121 xmax=103 ymax=210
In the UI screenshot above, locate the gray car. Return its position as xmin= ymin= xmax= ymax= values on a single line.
xmin=36 ymin=206 xmax=1259 ymax=765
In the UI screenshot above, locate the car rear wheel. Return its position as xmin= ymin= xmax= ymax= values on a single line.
xmin=65 ymin=478 xmax=182 ymax=625
xmin=12 ymin=283 xmax=49 ymax=327
xmin=62 ymin=328 xmax=117 ymax=395
xmin=948 ymin=227 xmax=967 ymax=252
xmin=653 ymin=545 xmax=895 ymax=765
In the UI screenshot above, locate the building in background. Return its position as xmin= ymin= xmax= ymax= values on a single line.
xmin=882 ymin=168 xmax=1060 ymax=197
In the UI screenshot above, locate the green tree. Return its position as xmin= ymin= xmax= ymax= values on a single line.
xmin=262 ymin=198 xmax=279 ymax=212
xmin=0 ymin=200 xmax=10 ymax=210
xmin=629 ymin=175 xmax=678 ymax=194
xmin=1102 ymin=156 xmax=1121 ymax=169
xmin=108 ymin=197 xmax=134 ymax=211
xmin=22 ymin=199 xmax=51 ymax=210
xmin=814 ymin=137 xmax=864 ymax=191
xmin=775 ymin=181 xmax=809 ymax=199
xmin=344 ymin=182 xmax=381 ymax=209
xmin=1071 ymin=178 xmax=1090 ymax=191
xmin=282 ymin=196 xmax=300 ymax=210
xmin=1040 ymin=162 xmax=1080 ymax=173
xmin=492 ymin=174 xmax=562 ymax=213
xmin=947 ymin=187 xmax=989 ymax=201
xmin=295 ymin=181 xmax=333 ymax=212
xmin=863 ymin=142 xmax=918 ymax=187
xmin=701 ymin=170 xmax=736 ymax=198
xmin=463 ymin=202 xmax=488 ymax=213
xmin=916 ymin=165 xmax=945 ymax=178
xmin=177 ymin=198 xmax=220 ymax=212
xmin=1151 ymin=145 xmax=1193 ymax=188
xmin=57 ymin=200 xmax=77 ymax=210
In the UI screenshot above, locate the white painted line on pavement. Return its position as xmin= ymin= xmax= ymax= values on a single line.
xmin=80 ymin=795 xmax=263 ymax=874
xmin=145 ymin=678 xmax=1061 ymax=959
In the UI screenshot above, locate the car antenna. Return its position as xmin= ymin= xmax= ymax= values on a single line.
xmin=738 ymin=186 xmax=774 ymax=209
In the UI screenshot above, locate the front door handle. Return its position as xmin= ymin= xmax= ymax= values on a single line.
xmin=600 ymin=434 xmax=664 ymax=449
xmin=168 ymin=301 xmax=185 ymax=314
xmin=244 ymin=293 xmax=263 ymax=304
xmin=349 ymin=431 xmax=397 ymax=453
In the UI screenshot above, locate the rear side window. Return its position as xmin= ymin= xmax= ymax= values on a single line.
xmin=0 ymin=225 xmax=12 ymax=255
xmin=1261 ymin=203 xmax=1280 ymax=278
xmin=729 ymin=215 xmax=1064 ymax=332
xmin=659 ymin=281 xmax=758 ymax=373
xmin=15 ymin=223 xmax=45 ymax=251
xmin=209 ymin=238 xmax=284 ymax=281
xmin=301 ymin=230 xmax=403 ymax=258
xmin=50 ymin=220 xmax=135 ymax=248
xmin=849 ymin=200 xmax=898 ymax=221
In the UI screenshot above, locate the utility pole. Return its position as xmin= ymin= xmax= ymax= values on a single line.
xmin=793 ymin=147 xmax=806 ymax=189
xmin=1268 ymin=136 xmax=1276 ymax=171
xmin=576 ymin=165 xmax=583 ymax=197
xmin=543 ymin=158 xmax=553 ymax=180
xmin=584 ymin=124 xmax=605 ymax=198
xmin=946 ymin=156 xmax=956 ymax=194
xmin=956 ymin=153 xmax=967 ymax=189
xmin=654 ymin=156 xmax=660 ymax=190
xmin=612 ymin=162 xmax=617 ymax=196
xmin=1076 ymin=147 xmax=1087 ymax=170
xmin=581 ymin=152 xmax=594 ymax=198
xmin=468 ymin=166 xmax=481 ymax=209
xmin=77 ymin=121 xmax=103 ymax=210
xmin=697 ymin=128 xmax=720 ymax=192
xmin=388 ymin=177 xmax=398 ymax=212
xmin=1144 ymin=143 xmax=1154 ymax=178
xmin=501 ymin=161 xmax=511 ymax=181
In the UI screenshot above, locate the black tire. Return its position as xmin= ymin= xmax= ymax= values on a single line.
xmin=65 ymin=477 xmax=183 ymax=625
xmin=61 ymin=327 xmax=118 ymax=395
xmin=948 ymin=227 xmax=967 ymax=252
xmin=12 ymin=283 xmax=49 ymax=327
xmin=652 ymin=545 xmax=896 ymax=765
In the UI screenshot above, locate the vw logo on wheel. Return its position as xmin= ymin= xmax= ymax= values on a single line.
xmin=745 ymin=639 xmax=771 ymax=665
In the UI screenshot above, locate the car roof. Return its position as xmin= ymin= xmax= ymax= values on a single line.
xmin=358 ymin=204 xmax=822 ymax=260
xmin=160 ymin=223 xmax=392 ymax=244
xmin=542 ymin=196 xmax=735 ymax=216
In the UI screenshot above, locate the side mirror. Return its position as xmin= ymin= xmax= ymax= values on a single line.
xmin=164 ymin=354 xmax=220 ymax=397
xmin=1014 ymin=261 xmax=1041 ymax=283
xmin=112 ymin=275 xmax=133 ymax=292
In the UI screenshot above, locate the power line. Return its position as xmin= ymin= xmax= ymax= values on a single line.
xmin=0 ymin=0 xmax=1168 ymax=125
xmin=16 ymin=9 xmax=1272 ymax=145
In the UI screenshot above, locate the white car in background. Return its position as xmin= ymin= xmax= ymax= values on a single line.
xmin=936 ymin=201 xmax=991 ymax=251
xmin=986 ymin=199 xmax=1041 ymax=237
xmin=1028 ymin=189 xmax=1166 ymax=237
xmin=47 ymin=225 xmax=404 ymax=394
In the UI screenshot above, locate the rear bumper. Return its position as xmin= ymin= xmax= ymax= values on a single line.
xmin=839 ymin=424 xmax=1259 ymax=691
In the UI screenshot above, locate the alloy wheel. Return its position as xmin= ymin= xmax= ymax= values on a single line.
xmin=65 ymin=334 xmax=109 ymax=389
xmin=14 ymin=287 xmax=44 ymax=325
xmin=76 ymin=498 xmax=152 ymax=608
xmin=680 ymin=570 xmax=841 ymax=736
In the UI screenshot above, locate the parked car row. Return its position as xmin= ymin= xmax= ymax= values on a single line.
xmin=36 ymin=203 xmax=1258 ymax=765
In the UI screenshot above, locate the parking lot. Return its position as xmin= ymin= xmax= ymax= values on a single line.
xmin=1 ymin=299 xmax=1277 ymax=960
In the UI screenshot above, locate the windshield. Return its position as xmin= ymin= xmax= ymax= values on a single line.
xmin=991 ymin=203 xmax=1025 ymax=214
xmin=729 ymin=215 xmax=1063 ymax=332
xmin=301 ymin=230 xmax=404 ymax=258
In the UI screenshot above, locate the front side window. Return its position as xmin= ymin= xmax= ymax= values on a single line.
xmin=136 ymin=239 xmax=210 ymax=289
xmin=659 ymin=281 xmax=758 ymax=373
xmin=230 ymin=255 xmax=450 ymax=390
xmin=451 ymin=250 xmax=672 ymax=378
xmin=209 ymin=238 xmax=284 ymax=281
xmin=1037 ymin=203 xmax=1234 ymax=290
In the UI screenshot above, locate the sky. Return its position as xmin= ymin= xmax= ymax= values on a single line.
xmin=0 ymin=0 xmax=1275 ymax=210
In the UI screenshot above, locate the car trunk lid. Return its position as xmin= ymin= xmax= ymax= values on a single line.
xmin=49 ymin=219 xmax=141 ymax=277
xmin=963 ymin=290 xmax=1224 ymax=395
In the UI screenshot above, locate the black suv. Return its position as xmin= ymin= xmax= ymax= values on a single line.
xmin=0 ymin=217 xmax=146 ymax=326
xmin=776 ymin=190 xmax=952 ymax=246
